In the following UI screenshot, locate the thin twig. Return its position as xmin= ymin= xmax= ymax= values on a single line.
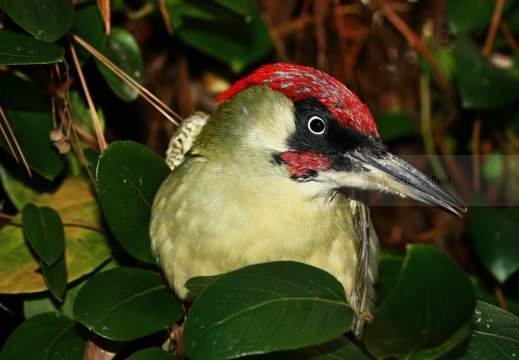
xmin=382 ymin=5 xmax=456 ymax=108
xmin=96 ymin=0 xmax=111 ymax=36
xmin=272 ymin=3 xmax=361 ymax=38
xmin=434 ymin=133 xmax=471 ymax=203
xmin=0 ymin=106 xmax=31 ymax=176
xmin=68 ymin=37 xmax=108 ymax=152
xmin=0 ymin=212 xmax=105 ymax=232
xmin=494 ymin=284 xmax=509 ymax=311
xmin=0 ymin=107 xmax=18 ymax=162
xmin=313 ymin=0 xmax=328 ymax=70
xmin=72 ymin=124 xmax=96 ymax=186
xmin=158 ymin=0 xmax=174 ymax=36
xmin=0 ymin=302 xmax=13 ymax=315
xmin=472 ymin=119 xmax=482 ymax=192
xmin=333 ymin=0 xmax=354 ymax=88
xmin=483 ymin=0 xmax=506 ymax=56
xmin=72 ymin=33 xmax=182 ymax=126
xmin=420 ymin=73 xmax=461 ymax=199
xmin=500 ymin=22 xmax=519 ymax=50
xmin=487 ymin=130 xmax=508 ymax=203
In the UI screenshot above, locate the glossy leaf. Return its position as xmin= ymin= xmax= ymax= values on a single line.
xmin=470 ymin=194 xmax=519 ymax=283
xmin=0 ymin=178 xmax=111 ymax=294
xmin=442 ymin=301 xmax=519 ymax=359
xmin=95 ymin=27 xmax=144 ymax=102
xmin=0 ymin=29 xmax=65 ymax=65
xmin=23 ymin=259 xmax=122 ymax=320
xmin=0 ymin=72 xmax=64 ymax=179
xmin=473 ymin=278 xmax=519 ymax=318
xmin=74 ymin=267 xmax=183 ymax=341
xmin=453 ymin=33 xmax=519 ymax=109
xmin=83 ymin=148 xmax=100 ymax=183
xmin=126 ymin=348 xmax=178 ymax=359
xmin=167 ymin=0 xmax=271 ymax=73
xmin=0 ymin=0 xmax=74 ymax=42
xmin=184 ymin=274 xmax=222 ymax=297
xmin=447 ymin=0 xmax=515 ymax=34
xmin=247 ymin=336 xmax=372 ymax=360
xmin=40 ymin=254 xmax=67 ymax=300
xmin=183 ymin=261 xmax=354 ymax=360
xmin=364 ymin=244 xmax=476 ymax=359
xmin=0 ymin=312 xmax=86 ymax=360
xmin=373 ymin=248 xmax=404 ymax=304
xmin=96 ymin=141 xmax=170 ymax=263
xmin=22 ymin=204 xmax=65 ymax=266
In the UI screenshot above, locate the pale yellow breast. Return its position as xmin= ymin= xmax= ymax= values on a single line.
xmin=150 ymin=158 xmax=359 ymax=302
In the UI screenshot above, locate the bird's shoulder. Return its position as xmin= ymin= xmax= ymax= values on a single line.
xmin=165 ymin=111 xmax=209 ymax=170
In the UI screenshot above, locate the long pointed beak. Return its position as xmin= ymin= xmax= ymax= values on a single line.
xmin=350 ymin=151 xmax=466 ymax=216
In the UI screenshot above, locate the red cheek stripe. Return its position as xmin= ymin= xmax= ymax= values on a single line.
xmin=279 ymin=151 xmax=332 ymax=178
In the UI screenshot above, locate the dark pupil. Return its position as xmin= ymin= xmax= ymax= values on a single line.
xmin=310 ymin=118 xmax=325 ymax=133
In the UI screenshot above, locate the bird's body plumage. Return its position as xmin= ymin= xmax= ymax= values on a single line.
xmin=150 ymin=63 xmax=465 ymax=338
xmin=151 ymin=87 xmax=369 ymax=306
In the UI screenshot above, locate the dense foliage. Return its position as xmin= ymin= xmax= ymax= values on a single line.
xmin=1 ymin=1 xmax=519 ymax=359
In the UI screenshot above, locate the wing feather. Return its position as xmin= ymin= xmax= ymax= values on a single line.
xmin=165 ymin=112 xmax=209 ymax=170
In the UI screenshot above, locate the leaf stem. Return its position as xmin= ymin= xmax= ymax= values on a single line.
xmin=0 ymin=213 xmax=105 ymax=232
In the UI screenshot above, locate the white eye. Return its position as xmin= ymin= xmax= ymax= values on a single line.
xmin=307 ymin=116 xmax=326 ymax=135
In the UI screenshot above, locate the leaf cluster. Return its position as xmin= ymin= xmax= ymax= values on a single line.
xmin=0 ymin=1 xmax=519 ymax=359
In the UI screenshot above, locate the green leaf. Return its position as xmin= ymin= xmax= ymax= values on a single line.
xmin=247 ymin=336 xmax=372 ymax=360
xmin=0 ymin=29 xmax=65 ymax=65
xmin=83 ymin=148 xmax=100 ymax=182
xmin=168 ymin=0 xmax=271 ymax=73
xmin=470 ymin=193 xmax=519 ymax=283
xmin=0 ymin=178 xmax=111 ymax=294
xmin=473 ymin=277 xmax=519 ymax=318
xmin=24 ymin=276 xmax=86 ymax=319
xmin=453 ymin=33 xmax=519 ymax=109
xmin=447 ymin=0 xmax=515 ymax=34
xmin=364 ymin=244 xmax=476 ymax=360
xmin=184 ymin=274 xmax=222 ymax=297
xmin=373 ymin=248 xmax=404 ymax=304
xmin=0 ymin=72 xmax=64 ymax=179
xmin=95 ymin=27 xmax=144 ymax=102
xmin=212 ymin=0 xmax=257 ymax=18
xmin=0 ymin=155 xmax=55 ymax=211
xmin=70 ymin=91 xmax=105 ymax=138
xmin=40 ymin=254 xmax=67 ymax=300
xmin=74 ymin=267 xmax=183 ymax=341
xmin=373 ymin=108 xmax=418 ymax=143
xmin=441 ymin=301 xmax=519 ymax=360
xmin=0 ymin=312 xmax=86 ymax=360
xmin=70 ymin=2 xmax=104 ymax=64
xmin=96 ymin=141 xmax=170 ymax=264
xmin=0 ymin=0 xmax=74 ymax=42
xmin=126 ymin=348 xmax=178 ymax=359
xmin=183 ymin=261 xmax=354 ymax=360
xmin=22 ymin=204 xmax=65 ymax=266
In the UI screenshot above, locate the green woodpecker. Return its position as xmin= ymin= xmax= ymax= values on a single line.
xmin=150 ymin=63 xmax=465 ymax=336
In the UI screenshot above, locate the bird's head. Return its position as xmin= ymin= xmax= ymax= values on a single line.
xmin=212 ymin=63 xmax=465 ymax=215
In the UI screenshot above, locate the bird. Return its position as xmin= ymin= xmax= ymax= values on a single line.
xmin=149 ymin=63 xmax=465 ymax=337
